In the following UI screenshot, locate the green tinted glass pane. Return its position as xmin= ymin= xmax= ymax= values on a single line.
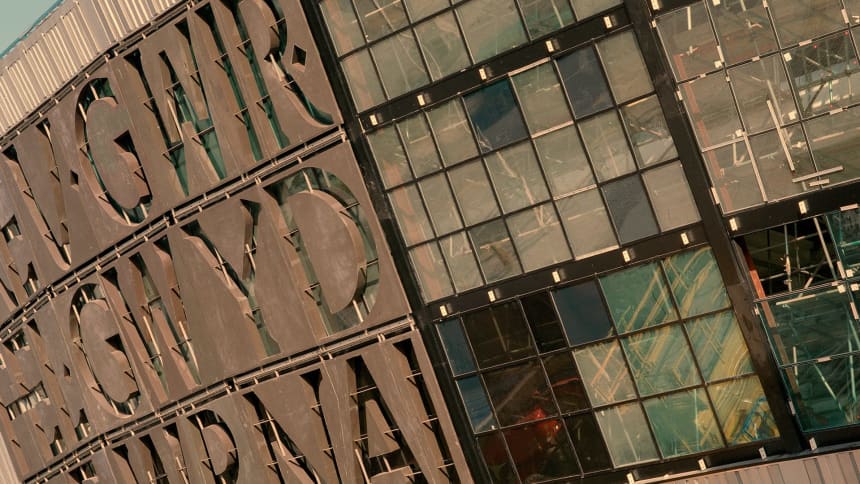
xmin=427 ymin=99 xmax=478 ymax=166
xmin=827 ymin=208 xmax=860 ymax=275
xmin=397 ymin=113 xmax=442 ymax=177
xmin=470 ymin=219 xmax=522 ymax=282
xmin=449 ymin=160 xmax=500 ymax=225
xmin=709 ymin=377 xmax=779 ymax=444
xmin=484 ymin=361 xmax=557 ymax=425
xmin=579 ymin=111 xmax=636 ymax=182
xmin=354 ymin=0 xmax=408 ymax=41
xmin=410 ymin=242 xmax=453 ymax=301
xmin=622 ymin=325 xmax=700 ymax=396
xmin=600 ymin=263 xmax=678 ymax=333
xmin=534 ymin=126 xmax=595 ymax=197
xmin=458 ymin=0 xmax=528 ymax=62
xmin=512 ymin=62 xmax=571 ymax=133
xmin=320 ymin=0 xmax=364 ymax=54
xmin=507 ymin=204 xmax=571 ymax=272
xmin=404 ymin=0 xmax=448 ymax=20
xmin=574 ymin=341 xmax=637 ymax=405
xmin=595 ymin=402 xmax=659 ymax=466
xmin=662 ymin=248 xmax=731 ymax=317
xmin=415 ymin=13 xmax=471 ymax=81
xmin=556 ymin=189 xmax=618 ymax=257
xmin=439 ymin=231 xmax=483 ymax=292
xmin=367 ymin=126 xmax=410 ymax=188
xmin=420 ymin=173 xmax=463 ymax=235
xmin=686 ymin=312 xmax=753 ymax=382
xmin=341 ymin=51 xmax=385 ymax=111
xmin=785 ymin=357 xmax=860 ymax=431
xmin=437 ymin=319 xmax=476 ymax=375
xmin=486 ymin=142 xmax=550 ymax=213
xmin=571 ymin=0 xmax=622 ymax=19
xmin=643 ymin=389 xmax=724 ymax=458
xmin=520 ymin=0 xmax=575 ymax=38
xmin=642 ymin=161 xmax=701 ymax=231
xmin=457 ymin=377 xmax=497 ymax=432
xmin=621 ymin=95 xmax=677 ymax=167
xmin=553 ymin=281 xmax=615 ymax=346
xmin=371 ymin=32 xmax=429 ymax=99
xmin=390 ymin=185 xmax=433 ymax=245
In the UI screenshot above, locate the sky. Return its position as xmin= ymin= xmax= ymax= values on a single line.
xmin=0 ymin=0 xmax=62 ymax=55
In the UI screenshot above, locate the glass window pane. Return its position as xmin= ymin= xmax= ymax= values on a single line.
xmin=709 ymin=377 xmax=779 ymax=444
xmin=622 ymin=326 xmax=701 ymax=396
xmin=600 ymin=263 xmax=678 ymax=333
xmin=353 ymin=0 xmax=409 ymax=41
xmin=565 ymin=414 xmax=612 ymax=472
xmin=439 ymin=232 xmax=484 ymax=292
xmin=486 ymin=142 xmax=550 ymax=213
xmin=415 ymin=13 xmax=471 ymax=81
xmin=521 ymin=292 xmax=567 ymax=352
xmin=320 ymin=0 xmax=364 ymax=55
xmin=749 ymin=128 xmax=817 ymax=201
xmin=390 ymin=185 xmax=433 ymax=244
xmin=574 ymin=341 xmax=637 ymax=405
xmin=427 ymin=99 xmax=479 ymax=165
xmin=557 ymin=46 xmax=614 ymax=118
xmin=470 ymin=219 xmax=523 ymax=282
xmin=437 ymin=319 xmax=476 ymax=375
xmin=457 ymin=377 xmax=497 ymax=432
xmin=399 ymin=113 xmax=442 ymax=177
xmin=464 ymin=80 xmax=529 ymax=153
xmin=519 ymin=0 xmax=575 ymax=38
xmin=708 ymin=0 xmax=777 ymax=65
xmin=534 ymin=126 xmax=595 ymax=196
xmin=686 ymin=312 xmax=753 ymax=382
xmin=702 ymin=141 xmax=764 ymax=213
xmin=662 ymin=248 xmax=731 ymax=317
xmin=729 ymin=55 xmax=797 ymax=134
xmin=341 ymin=51 xmax=385 ymax=111
xmin=404 ymin=0 xmax=448 ymax=21
xmin=478 ymin=433 xmax=518 ymax=484
xmin=371 ymin=32 xmax=429 ymax=100
xmin=806 ymin=106 xmax=860 ymax=185
xmin=656 ymin=2 xmax=720 ymax=80
xmin=621 ymin=96 xmax=677 ymax=167
xmin=368 ymin=126 xmax=411 ymax=188
xmin=458 ymin=0 xmax=528 ymax=62
xmin=484 ymin=361 xmax=557 ymax=425
xmin=543 ymin=352 xmax=590 ymax=412
xmin=420 ymin=174 xmax=463 ymax=235
xmin=602 ymin=175 xmax=659 ymax=245
xmin=503 ymin=419 xmax=579 ymax=481
xmin=786 ymin=32 xmax=860 ymax=118
xmin=570 ymin=0 xmax=622 ymax=19
xmin=410 ymin=242 xmax=453 ymax=301
xmin=507 ymin=204 xmax=571 ymax=272
xmin=595 ymin=403 xmax=659 ymax=466
xmin=643 ymin=162 xmax=700 ymax=231
xmin=512 ymin=63 xmax=571 ymax=134
xmin=680 ymin=74 xmax=743 ymax=149
xmin=828 ymin=208 xmax=860 ymax=275
xmin=579 ymin=111 xmax=636 ymax=182
xmin=598 ymin=31 xmax=653 ymax=103
xmin=769 ymin=0 xmax=844 ymax=47
xmin=643 ymin=389 xmax=724 ymax=458
xmin=449 ymin=160 xmax=500 ymax=225
xmin=787 ymin=357 xmax=860 ymax=430
xmin=463 ymin=302 xmax=535 ymax=368
xmin=553 ymin=281 xmax=614 ymax=346
xmin=556 ymin=190 xmax=617 ymax=257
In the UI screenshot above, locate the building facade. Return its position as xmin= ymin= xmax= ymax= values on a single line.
xmin=0 ymin=0 xmax=858 ymax=483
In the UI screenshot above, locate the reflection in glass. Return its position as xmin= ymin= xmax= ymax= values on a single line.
xmin=687 ymin=312 xmax=753 ymax=382
xmin=463 ymin=80 xmax=529 ymax=153
xmin=543 ymin=352 xmax=590 ymax=412
xmin=602 ymin=175 xmax=659 ymax=245
xmin=503 ymin=419 xmax=579 ymax=481
xmin=512 ymin=62 xmax=572 ymax=134
xmin=643 ymin=389 xmax=724 ymax=458
xmin=600 ymin=263 xmax=678 ymax=333
xmin=426 ymin=99 xmax=479 ymax=166
xmin=341 ymin=51 xmax=385 ymax=111
xmin=462 ymin=302 xmax=535 ymax=368
xmin=702 ymin=141 xmax=764 ymax=213
xmin=566 ymin=414 xmax=612 ymax=472
xmin=709 ymin=0 xmax=777 ymax=64
xmin=642 ymin=162 xmax=700 ymax=231
xmin=449 ymin=160 xmax=500 ymax=225
xmin=656 ymin=2 xmax=720 ymax=80
xmin=397 ymin=113 xmax=442 ymax=177
xmin=437 ymin=319 xmax=476 ymax=375
xmin=440 ymin=232 xmax=483 ymax=292
xmin=827 ymin=209 xmax=860 ymax=275
xmin=410 ymin=242 xmax=453 ymax=301
xmin=520 ymin=0 xmax=575 ymax=38
xmin=709 ymin=377 xmax=779 ymax=444
xmin=470 ymin=219 xmax=523 ymax=282
xmin=478 ymin=433 xmax=519 ymax=484
xmin=554 ymin=281 xmax=615 ymax=346
xmin=749 ymin=128 xmax=817 ymax=201
xmin=662 ymin=248 xmax=730 ymax=317
xmin=353 ymin=0 xmax=409 ymax=41
xmin=389 ymin=185 xmax=433 ymax=245
xmin=522 ymin=292 xmax=567 ymax=352
xmin=485 ymin=142 xmax=550 ymax=213
xmin=579 ymin=111 xmax=636 ymax=182
xmin=784 ymin=357 xmax=860 ymax=431
xmin=484 ymin=361 xmax=556 ymax=426
xmin=507 ymin=204 xmax=571 ymax=272
xmin=557 ymin=46 xmax=614 ymax=118
xmin=420 ymin=174 xmax=463 ymax=236
xmin=680 ymin=74 xmax=743 ymax=149
xmin=534 ymin=126 xmax=595 ymax=196
xmin=595 ymin=403 xmax=659 ymax=466
xmin=621 ymin=96 xmax=677 ymax=167
xmin=415 ymin=13 xmax=471 ymax=81
xmin=622 ymin=326 xmax=701 ymax=396
xmin=786 ymin=32 xmax=860 ymax=118
xmin=458 ymin=0 xmax=528 ymax=62
xmin=368 ymin=126 xmax=410 ymax=188
xmin=769 ymin=0 xmax=844 ymax=47
xmin=370 ymin=32 xmax=428 ymax=100
xmin=320 ymin=0 xmax=364 ymax=55
xmin=805 ymin=106 xmax=860 ymax=185
xmin=574 ymin=341 xmax=637 ymax=406
xmin=598 ymin=31 xmax=653 ymax=103
xmin=458 ymin=377 xmax=497 ymax=432
xmin=556 ymin=189 xmax=618 ymax=257
xmin=729 ymin=55 xmax=798 ymax=134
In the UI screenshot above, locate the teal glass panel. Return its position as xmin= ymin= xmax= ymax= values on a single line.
xmin=662 ymin=248 xmax=731 ymax=318
xmin=827 ymin=208 xmax=860 ymax=275
xmin=464 ymin=80 xmax=529 ymax=153
xmin=415 ymin=12 xmax=471 ymax=81
xmin=553 ymin=281 xmax=615 ymax=346
xmin=622 ymin=325 xmax=700 ymax=396
xmin=457 ymin=377 xmax=497 ymax=432
xmin=483 ymin=360 xmax=556 ymax=425
xmin=686 ymin=311 xmax=753 ymax=382
xmin=595 ymin=402 xmax=659 ymax=466
xmin=709 ymin=376 xmax=779 ymax=444
xmin=519 ymin=0 xmax=575 ymax=39
xmin=784 ymin=356 xmax=860 ymax=431
xmin=643 ymin=389 xmax=724 ymax=458
xmin=600 ymin=263 xmax=678 ymax=333
xmin=574 ymin=341 xmax=637 ymax=405
xmin=437 ymin=319 xmax=476 ymax=375
xmin=458 ymin=0 xmax=528 ymax=63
